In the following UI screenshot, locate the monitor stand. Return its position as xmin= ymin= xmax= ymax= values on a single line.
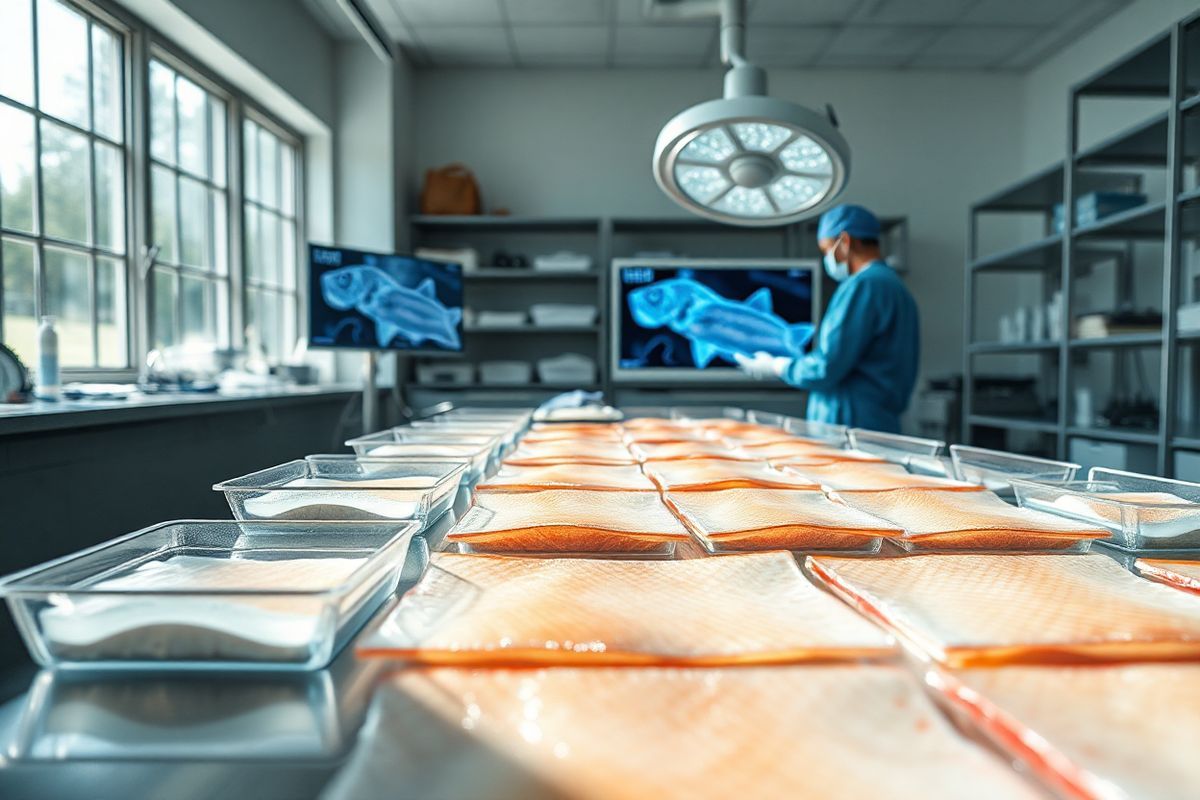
xmin=362 ymin=352 xmax=378 ymax=435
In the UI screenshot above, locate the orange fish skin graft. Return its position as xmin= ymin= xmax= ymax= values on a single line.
xmin=1134 ymin=559 xmax=1200 ymax=596
xmin=477 ymin=464 xmax=658 ymax=493
xmin=358 ymin=551 xmax=896 ymax=666
xmin=927 ymin=663 xmax=1200 ymax=800
xmin=664 ymin=488 xmax=901 ymax=552
xmin=446 ymin=489 xmax=691 ymax=554
xmin=328 ymin=665 xmax=1043 ymax=800
xmin=643 ymin=458 xmax=821 ymax=492
xmin=783 ymin=461 xmax=986 ymax=493
xmin=807 ymin=554 xmax=1200 ymax=668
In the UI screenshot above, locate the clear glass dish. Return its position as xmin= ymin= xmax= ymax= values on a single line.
xmin=669 ymin=406 xmax=746 ymax=421
xmin=782 ymin=417 xmax=848 ymax=445
xmin=455 ymin=542 xmax=678 ymax=559
xmin=950 ymin=445 xmax=1080 ymax=497
xmin=344 ymin=431 xmax=493 ymax=480
xmin=214 ymin=457 xmax=465 ymax=521
xmin=1 ymin=648 xmax=384 ymax=760
xmin=847 ymin=429 xmax=945 ymax=473
xmin=0 ymin=519 xmax=419 ymax=671
xmin=1012 ymin=469 xmax=1200 ymax=550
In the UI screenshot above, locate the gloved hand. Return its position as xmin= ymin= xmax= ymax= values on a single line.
xmin=735 ymin=351 xmax=792 ymax=381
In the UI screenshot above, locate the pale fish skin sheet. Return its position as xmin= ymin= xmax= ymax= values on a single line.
xmin=477 ymin=464 xmax=658 ymax=493
xmin=928 ymin=663 xmax=1200 ymax=800
xmin=782 ymin=461 xmax=985 ymax=493
xmin=1135 ymin=559 xmax=1200 ymax=596
xmin=324 ymin=665 xmax=1042 ymax=800
xmin=644 ymin=458 xmax=822 ymax=492
xmin=358 ymin=551 xmax=895 ymax=666
xmin=807 ymin=553 xmax=1200 ymax=667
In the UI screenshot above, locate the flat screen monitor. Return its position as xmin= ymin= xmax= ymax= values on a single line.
xmin=610 ymin=258 xmax=820 ymax=383
xmin=308 ymin=244 xmax=464 ymax=353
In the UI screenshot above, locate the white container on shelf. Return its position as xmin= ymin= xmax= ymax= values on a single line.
xmin=529 ymin=303 xmax=597 ymax=328
xmin=532 ymin=251 xmax=592 ymax=272
xmin=479 ymin=360 xmax=533 ymax=385
xmin=416 ymin=362 xmax=474 ymax=385
xmin=536 ymin=353 xmax=596 ymax=384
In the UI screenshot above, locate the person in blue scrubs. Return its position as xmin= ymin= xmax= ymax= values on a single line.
xmin=735 ymin=204 xmax=919 ymax=434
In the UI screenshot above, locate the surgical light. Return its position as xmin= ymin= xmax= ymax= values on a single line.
xmin=652 ymin=0 xmax=850 ymax=227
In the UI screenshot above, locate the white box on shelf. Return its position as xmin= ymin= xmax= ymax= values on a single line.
xmin=529 ymin=303 xmax=597 ymax=327
xmin=475 ymin=310 xmax=528 ymax=328
xmin=532 ymin=251 xmax=592 ymax=272
xmin=1069 ymin=438 xmax=1156 ymax=475
xmin=479 ymin=360 xmax=533 ymax=385
xmin=536 ymin=353 xmax=596 ymax=385
xmin=416 ymin=247 xmax=478 ymax=273
xmin=416 ymin=362 xmax=474 ymax=385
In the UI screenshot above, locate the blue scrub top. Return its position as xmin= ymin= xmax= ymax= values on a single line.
xmin=782 ymin=261 xmax=919 ymax=434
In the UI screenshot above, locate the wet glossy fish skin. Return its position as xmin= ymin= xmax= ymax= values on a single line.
xmin=928 ymin=663 xmax=1200 ymax=800
xmin=643 ymin=458 xmax=821 ymax=492
xmin=477 ymin=464 xmax=658 ymax=493
xmin=360 ymin=551 xmax=896 ymax=666
xmin=784 ymin=462 xmax=986 ymax=493
xmin=808 ymin=553 xmax=1200 ymax=667
xmin=331 ymin=665 xmax=1041 ymax=800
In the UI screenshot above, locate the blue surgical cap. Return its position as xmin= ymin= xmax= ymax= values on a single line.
xmin=817 ymin=204 xmax=881 ymax=241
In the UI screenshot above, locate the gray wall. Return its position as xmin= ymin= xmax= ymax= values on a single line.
xmin=411 ymin=67 xmax=1027 ymax=386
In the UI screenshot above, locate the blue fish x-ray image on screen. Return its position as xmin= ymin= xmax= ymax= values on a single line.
xmin=612 ymin=259 xmax=819 ymax=382
xmin=308 ymin=244 xmax=464 ymax=352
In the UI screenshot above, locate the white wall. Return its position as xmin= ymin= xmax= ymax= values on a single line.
xmin=1020 ymin=0 xmax=1197 ymax=172
xmin=411 ymin=67 xmax=1026 ymax=385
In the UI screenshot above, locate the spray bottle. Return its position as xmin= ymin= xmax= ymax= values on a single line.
xmin=36 ymin=316 xmax=60 ymax=401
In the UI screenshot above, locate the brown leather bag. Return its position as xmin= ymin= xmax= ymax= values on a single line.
xmin=420 ymin=163 xmax=482 ymax=215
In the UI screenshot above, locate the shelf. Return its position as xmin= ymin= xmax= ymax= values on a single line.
xmin=1174 ymin=436 xmax=1200 ymax=450
xmin=1069 ymin=332 xmax=1162 ymax=348
xmin=970 ymin=234 xmax=1062 ymax=271
xmin=967 ymin=414 xmax=1059 ymax=433
xmin=465 ymin=325 xmax=598 ymax=334
xmin=1075 ymin=30 xmax=1170 ymax=96
xmin=1179 ymin=186 xmax=1200 ymax=205
xmin=1071 ymin=200 xmax=1166 ymax=239
xmin=416 ymin=382 xmax=601 ymax=391
xmin=1074 ymin=112 xmax=1169 ymax=166
xmin=411 ymin=215 xmax=600 ymax=230
xmin=1182 ymin=93 xmax=1200 ymax=113
xmin=969 ymin=341 xmax=1060 ymax=354
xmin=466 ymin=268 xmax=599 ymax=280
xmin=1067 ymin=427 xmax=1160 ymax=445
xmin=972 ymin=163 xmax=1064 ymax=212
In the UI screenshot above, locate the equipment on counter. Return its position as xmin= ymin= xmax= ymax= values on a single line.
xmin=308 ymin=244 xmax=464 ymax=353
xmin=611 ymin=258 xmax=819 ymax=383
xmin=652 ymin=0 xmax=849 ymax=227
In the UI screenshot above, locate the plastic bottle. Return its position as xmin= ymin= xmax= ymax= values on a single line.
xmin=36 ymin=316 xmax=60 ymax=401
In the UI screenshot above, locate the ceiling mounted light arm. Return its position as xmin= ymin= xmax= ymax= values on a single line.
xmin=652 ymin=0 xmax=851 ymax=227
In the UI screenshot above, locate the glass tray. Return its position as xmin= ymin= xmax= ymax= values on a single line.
xmin=214 ymin=457 xmax=465 ymax=521
xmin=950 ymin=445 xmax=1079 ymax=497
xmin=0 ymin=519 xmax=418 ymax=671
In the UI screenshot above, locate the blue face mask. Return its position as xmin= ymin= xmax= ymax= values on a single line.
xmin=823 ymin=242 xmax=850 ymax=282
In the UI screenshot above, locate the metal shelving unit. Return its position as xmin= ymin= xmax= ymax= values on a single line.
xmin=964 ymin=13 xmax=1199 ymax=475
xmin=408 ymin=212 xmax=910 ymax=409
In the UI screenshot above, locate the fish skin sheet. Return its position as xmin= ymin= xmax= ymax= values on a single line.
xmin=477 ymin=464 xmax=658 ymax=493
xmin=446 ymin=489 xmax=691 ymax=553
xmin=326 ymin=665 xmax=1041 ymax=800
xmin=808 ymin=553 xmax=1200 ymax=667
xmin=783 ymin=462 xmax=986 ymax=493
xmin=643 ymin=458 xmax=821 ymax=492
xmin=833 ymin=488 xmax=1110 ymax=550
xmin=928 ymin=663 xmax=1200 ymax=800
xmin=504 ymin=440 xmax=638 ymax=467
xmin=764 ymin=446 xmax=889 ymax=464
xmin=664 ymin=488 xmax=902 ymax=551
xmin=1135 ymin=559 xmax=1200 ymax=596
xmin=359 ymin=551 xmax=895 ymax=665
xmin=630 ymin=441 xmax=754 ymax=463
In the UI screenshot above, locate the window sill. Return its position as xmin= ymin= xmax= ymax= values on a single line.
xmin=0 ymin=383 xmax=360 ymax=437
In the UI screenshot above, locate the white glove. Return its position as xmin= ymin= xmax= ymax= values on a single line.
xmin=735 ymin=351 xmax=792 ymax=381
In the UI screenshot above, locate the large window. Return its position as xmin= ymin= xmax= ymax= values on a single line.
xmin=148 ymin=57 xmax=229 ymax=351
xmin=243 ymin=116 xmax=298 ymax=363
xmin=0 ymin=0 xmax=128 ymax=369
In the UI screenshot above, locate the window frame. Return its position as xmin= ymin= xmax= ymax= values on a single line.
xmin=240 ymin=105 xmax=306 ymax=360
xmin=0 ymin=0 xmax=307 ymax=381
xmin=0 ymin=0 xmax=138 ymax=377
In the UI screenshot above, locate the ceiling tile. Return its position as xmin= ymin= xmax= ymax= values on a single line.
xmin=414 ymin=26 xmax=514 ymax=65
xmin=853 ymin=0 xmax=972 ymax=26
xmin=821 ymin=25 xmax=939 ymax=57
xmin=503 ymin=0 xmax=610 ymax=24
xmin=746 ymin=26 xmax=835 ymax=62
xmin=519 ymin=52 xmax=609 ymax=67
xmin=816 ymin=52 xmax=915 ymax=68
xmin=615 ymin=0 xmax=714 ymax=25
xmin=919 ymin=26 xmax=1038 ymax=60
xmin=749 ymin=0 xmax=866 ymax=24
xmin=615 ymin=24 xmax=714 ymax=57
xmin=511 ymin=25 xmax=609 ymax=58
xmin=960 ymin=0 xmax=1079 ymax=26
xmin=395 ymin=0 xmax=504 ymax=25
